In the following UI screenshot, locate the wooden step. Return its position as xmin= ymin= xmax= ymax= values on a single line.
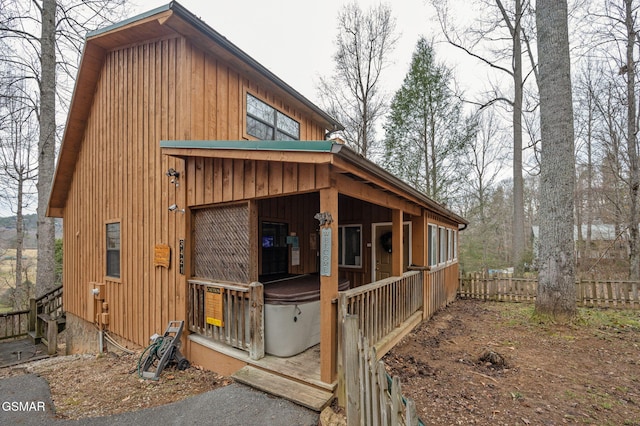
xmin=232 ymin=366 xmax=333 ymax=412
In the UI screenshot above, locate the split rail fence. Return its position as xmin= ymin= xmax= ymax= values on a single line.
xmin=459 ymin=274 xmax=640 ymax=309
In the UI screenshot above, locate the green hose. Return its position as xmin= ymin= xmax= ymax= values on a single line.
xmin=137 ymin=337 xmax=164 ymax=377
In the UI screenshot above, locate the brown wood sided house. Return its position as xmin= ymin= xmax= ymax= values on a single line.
xmin=48 ymin=2 xmax=466 ymax=407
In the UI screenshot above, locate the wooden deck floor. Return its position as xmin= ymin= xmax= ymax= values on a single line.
xmin=188 ymin=334 xmax=332 ymax=391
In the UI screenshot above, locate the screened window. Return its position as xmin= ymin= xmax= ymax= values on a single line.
xmin=246 ymin=94 xmax=300 ymax=140
xmin=106 ymin=222 xmax=120 ymax=278
xmin=447 ymin=229 xmax=453 ymax=261
xmin=338 ymin=225 xmax=362 ymax=267
xmin=428 ymin=224 xmax=438 ymax=266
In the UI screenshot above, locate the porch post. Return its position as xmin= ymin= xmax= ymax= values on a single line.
xmin=391 ymin=209 xmax=403 ymax=277
xmin=319 ymin=188 xmax=339 ymax=384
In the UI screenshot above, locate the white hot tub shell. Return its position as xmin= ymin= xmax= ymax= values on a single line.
xmin=263 ymin=275 xmax=349 ymax=357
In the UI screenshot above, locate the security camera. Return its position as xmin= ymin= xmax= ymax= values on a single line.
xmin=168 ymin=204 xmax=178 ymax=212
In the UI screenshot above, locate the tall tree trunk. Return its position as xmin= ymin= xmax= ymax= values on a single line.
xmin=536 ymin=0 xmax=576 ymax=321
xmin=512 ymin=0 xmax=525 ymax=274
xmin=36 ymin=0 xmax=57 ymax=296
xmin=13 ymin=173 xmax=26 ymax=310
xmin=625 ymin=0 xmax=640 ymax=280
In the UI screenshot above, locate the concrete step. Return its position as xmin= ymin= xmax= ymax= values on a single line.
xmin=232 ymin=365 xmax=333 ymax=412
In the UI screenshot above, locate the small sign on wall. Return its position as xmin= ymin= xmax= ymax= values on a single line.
xmin=154 ymin=244 xmax=170 ymax=268
xmin=291 ymin=247 xmax=300 ymax=266
xmin=320 ymin=228 xmax=332 ymax=276
xmin=206 ymin=287 xmax=224 ymax=327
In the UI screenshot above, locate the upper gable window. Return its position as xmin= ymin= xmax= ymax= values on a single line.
xmin=246 ymin=94 xmax=300 ymax=140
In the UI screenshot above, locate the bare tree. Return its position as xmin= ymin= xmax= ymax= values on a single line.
xmin=536 ymin=0 xmax=576 ymax=320
xmin=0 ymin=0 xmax=126 ymax=296
xmin=0 ymin=69 xmax=38 ymax=309
xmin=318 ymin=2 xmax=398 ymax=159
xmin=432 ymin=0 xmax=538 ymax=273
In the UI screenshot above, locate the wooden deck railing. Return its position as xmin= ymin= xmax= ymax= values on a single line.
xmin=459 ymin=274 xmax=640 ymax=309
xmin=0 ymin=309 xmax=30 ymax=340
xmin=0 ymin=285 xmax=64 ymax=343
xmin=338 ymin=270 xmax=423 ymax=348
xmin=188 ymin=279 xmax=264 ymax=359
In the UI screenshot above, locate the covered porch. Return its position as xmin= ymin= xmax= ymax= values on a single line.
xmin=161 ymin=140 xmax=465 ymax=406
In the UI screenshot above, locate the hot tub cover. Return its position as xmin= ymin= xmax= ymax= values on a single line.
xmin=263 ymin=274 xmax=350 ymax=305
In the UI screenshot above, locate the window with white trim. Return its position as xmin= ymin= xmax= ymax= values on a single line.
xmin=428 ymin=224 xmax=438 ymax=266
xmin=439 ymin=226 xmax=447 ymax=265
xmin=447 ymin=229 xmax=453 ymax=261
xmin=246 ymin=93 xmax=300 ymax=140
xmin=453 ymin=230 xmax=458 ymax=260
xmin=338 ymin=225 xmax=362 ymax=267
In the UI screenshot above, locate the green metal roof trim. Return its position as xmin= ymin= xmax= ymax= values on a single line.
xmin=160 ymin=140 xmax=336 ymax=152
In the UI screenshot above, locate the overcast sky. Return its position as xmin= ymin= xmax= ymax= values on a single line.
xmin=135 ymin=0 xmax=480 ymax=106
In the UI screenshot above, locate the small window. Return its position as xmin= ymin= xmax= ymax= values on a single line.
xmin=447 ymin=229 xmax=453 ymax=261
xmin=453 ymin=230 xmax=458 ymax=260
xmin=246 ymin=93 xmax=300 ymax=140
xmin=106 ymin=222 xmax=121 ymax=278
xmin=428 ymin=224 xmax=438 ymax=266
xmin=338 ymin=225 xmax=362 ymax=267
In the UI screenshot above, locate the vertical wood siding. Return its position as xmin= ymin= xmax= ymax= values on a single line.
xmin=62 ymin=37 xmax=330 ymax=348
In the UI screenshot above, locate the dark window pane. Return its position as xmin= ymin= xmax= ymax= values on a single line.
xmin=247 ymin=94 xmax=275 ymax=123
xmin=106 ymin=251 xmax=120 ymax=278
xmin=247 ymin=116 xmax=274 ymax=140
xmin=276 ymin=111 xmax=300 ymax=139
xmin=344 ymin=226 xmax=361 ymax=266
xmin=106 ymin=222 xmax=120 ymax=278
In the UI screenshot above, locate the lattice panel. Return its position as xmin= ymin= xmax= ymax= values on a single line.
xmin=193 ymin=204 xmax=249 ymax=283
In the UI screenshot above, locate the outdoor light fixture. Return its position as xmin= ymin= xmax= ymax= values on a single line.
xmin=166 ymin=168 xmax=180 ymax=187
xmin=168 ymin=204 xmax=185 ymax=214
xmin=166 ymin=168 xmax=180 ymax=178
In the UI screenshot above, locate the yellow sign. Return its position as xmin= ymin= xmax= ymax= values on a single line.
xmin=206 ymin=287 xmax=224 ymax=327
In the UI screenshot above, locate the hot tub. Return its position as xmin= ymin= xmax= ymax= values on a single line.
xmin=263 ymin=274 xmax=350 ymax=357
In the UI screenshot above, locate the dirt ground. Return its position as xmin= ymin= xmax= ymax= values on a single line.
xmin=0 ymin=299 xmax=638 ymax=424
xmin=0 ymin=352 xmax=229 ymax=420
xmin=384 ymin=299 xmax=640 ymax=426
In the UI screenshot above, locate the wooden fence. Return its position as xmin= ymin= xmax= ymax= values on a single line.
xmin=338 ymin=270 xmax=423 ymax=349
xmin=188 ymin=279 xmax=264 ymax=359
xmin=342 ymin=314 xmax=422 ymax=426
xmin=459 ymin=274 xmax=640 ymax=309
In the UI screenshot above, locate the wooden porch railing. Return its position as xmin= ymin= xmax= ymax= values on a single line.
xmin=188 ymin=279 xmax=264 ymax=359
xmin=338 ymin=270 xmax=423 ymax=349
xmin=458 ymin=274 xmax=640 ymax=309
xmin=0 ymin=285 xmax=64 ymax=355
xmin=0 ymin=309 xmax=29 ymax=340
xmin=30 ymin=285 xmax=64 ymax=355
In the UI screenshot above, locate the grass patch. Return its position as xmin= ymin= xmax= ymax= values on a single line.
xmin=577 ymin=308 xmax=640 ymax=332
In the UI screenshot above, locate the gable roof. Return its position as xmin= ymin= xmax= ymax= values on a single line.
xmin=48 ymin=2 xmax=342 ymax=216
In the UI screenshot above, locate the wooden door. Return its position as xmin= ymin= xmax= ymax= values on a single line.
xmin=373 ymin=223 xmax=411 ymax=282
